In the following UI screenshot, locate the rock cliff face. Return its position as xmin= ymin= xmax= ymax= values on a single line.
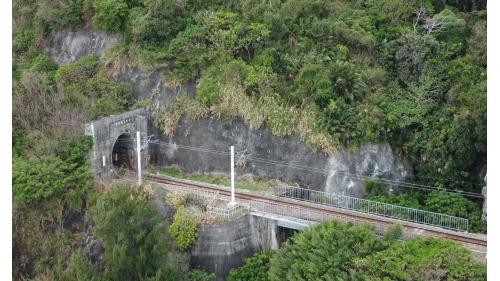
xmin=150 ymin=117 xmax=410 ymax=197
xmin=45 ymin=30 xmax=120 ymax=65
xmin=45 ymin=30 xmax=411 ymax=196
xmin=46 ymin=29 xmax=413 ymax=278
xmin=325 ymin=144 xmax=409 ymax=197
xmin=111 ymin=65 xmax=198 ymax=100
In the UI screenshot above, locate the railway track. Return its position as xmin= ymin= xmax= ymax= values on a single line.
xmin=145 ymin=174 xmax=487 ymax=253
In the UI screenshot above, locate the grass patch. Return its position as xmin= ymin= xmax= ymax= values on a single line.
xmin=156 ymin=166 xmax=267 ymax=192
xmin=159 ymin=166 xmax=184 ymax=178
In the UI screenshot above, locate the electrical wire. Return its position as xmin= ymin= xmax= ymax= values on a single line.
xmin=244 ymin=155 xmax=484 ymax=198
xmin=112 ymin=139 xmax=484 ymax=198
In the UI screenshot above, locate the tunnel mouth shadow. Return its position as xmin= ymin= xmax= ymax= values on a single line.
xmin=112 ymin=133 xmax=135 ymax=174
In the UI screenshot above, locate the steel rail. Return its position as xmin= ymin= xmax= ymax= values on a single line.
xmin=145 ymin=174 xmax=487 ymax=249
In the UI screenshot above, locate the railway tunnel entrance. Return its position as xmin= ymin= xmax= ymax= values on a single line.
xmin=85 ymin=108 xmax=148 ymax=179
xmin=112 ymin=133 xmax=135 ymax=172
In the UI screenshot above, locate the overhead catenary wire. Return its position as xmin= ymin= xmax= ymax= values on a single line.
xmin=116 ymin=139 xmax=484 ymax=198
xmin=244 ymin=155 xmax=484 ymax=198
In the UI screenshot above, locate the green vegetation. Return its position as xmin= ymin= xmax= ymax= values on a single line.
xmin=12 ymin=0 xmax=487 ymax=279
xmin=365 ymin=180 xmax=486 ymax=233
xmin=92 ymin=0 xmax=129 ymax=32
xmin=228 ymin=250 xmax=274 ymax=281
xmin=13 ymin=0 xmax=487 ymax=233
xmin=158 ymin=166 xmax=267 ymax=192
xmin=103 ymin=0 xmax=485 ymax=211
xmin=88 ymin=186 xmax=171 ymax=280
xmin=170 ymin=207 xmax=199 ymax=250
xmin=229 ymin=221 xmax=485 ymax=281
xmin=354 ymin=237 xmax=486 ymax=280
xmin=13 ymin=134 xmax=94 ymax=280
xmin=268 ymin=221 xmax=391 ymax=280
xmin=13 ymin=135 xmax=93 ymax=209
xmin=55 ymin=55 xmax=133 ymax=120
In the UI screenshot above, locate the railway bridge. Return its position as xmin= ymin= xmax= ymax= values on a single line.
xmin=85 ymin=109 xmax=487 ymax=259
xmin=147 ymin=174 xmax=486 ymax=259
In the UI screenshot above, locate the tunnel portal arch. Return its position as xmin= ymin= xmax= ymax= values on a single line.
xmin=112 ymin=133 xmax=135 ymax=171
xmin=85 ymin=108 xmax=148 ymax=179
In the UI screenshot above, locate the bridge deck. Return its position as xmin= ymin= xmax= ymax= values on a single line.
xmin=145 ymin=173 xmax=486 ymax=258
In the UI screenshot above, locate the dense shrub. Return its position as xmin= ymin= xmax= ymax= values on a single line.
xmin=35 ymin=0 xmax=84 ymax=35
xmin=170 ymin=207 xmax=199 ymax=250
xmin=229 ymin=221 xmax=483 ymax=281
xmin=228 ymin=250 xmax=274 ymax=281
xmin=92 ymin=0 xmax=129 ymax=32
xmin=55 ymin=55 xmax=132 ymax=119
xmin=268 ymin=220 xmax=389 ymax=281
xmin=29 ymin=54 xmax=58 ymax=73
xmin=354 ymin=237 xmax=486 ymax=280
xmin=13 ymin=135 xmax=93 ymax=210
xmin=132 ymin=0 xmax=180 ymax=45
xmin=188 ymin=270 xmax=217 ymax=281
xmin=425 ymin=191 xmax=486 ymax=233
xmin=55 ymin=55 xmax=100 ymax=87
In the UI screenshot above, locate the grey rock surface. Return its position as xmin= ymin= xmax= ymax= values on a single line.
xmin=45 ymin=30 xmax=121 ymax=65
xmin=45 ymin=30 xmax=196 ymax=100
xmin=150 ymin=117 xmax=411 ymax=196
xmin=84 ymin=236 xmax=105 ymax=264
xmin=325 ymin=144 xmax=409 ymax=197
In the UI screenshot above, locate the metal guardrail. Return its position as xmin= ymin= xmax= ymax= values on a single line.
xmin=161 ymin=184 xmax=250 ymax=220
xmin=273 ymin=185 xmax=469 ymax=232
xmin=249 ymin=200 xmax=375 ymax=229
xmin=207 ymin=203 xmax=250 ymax=219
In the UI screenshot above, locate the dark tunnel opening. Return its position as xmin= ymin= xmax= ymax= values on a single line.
xmin=112 ymin=133 xmax=135 ymax=172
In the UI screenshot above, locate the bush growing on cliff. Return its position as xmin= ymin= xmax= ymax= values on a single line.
xmin=170 ymin=207 xmax=199 ymax=250
xmin=92 ymin=0 xmax=129 ymax=32
xmin=54 ymin=55 xmax=133 ymax=120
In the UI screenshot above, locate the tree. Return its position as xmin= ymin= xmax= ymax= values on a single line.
xmin=393 ymin=34 xmax=439 ymax=83
xmin=132 ymin=0 xmax=188 ymax=45
xmin=354 ymin=237 xmax=486 ymax=280
xmin=227 ymin=250 xmax=274 ymax=281
xmin=13 ymin=135 xmax=93 ymax=210
xmin=268 ymin=220 xmax=389 ymax=281
xmin=88 ymin=186 xmax=170 ymax=280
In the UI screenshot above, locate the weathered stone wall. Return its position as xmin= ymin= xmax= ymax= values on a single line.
xmin=191 ymin=214 xmax=280 ymax=281
xmin=149 ymin=117 xmax=410 ymax=197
